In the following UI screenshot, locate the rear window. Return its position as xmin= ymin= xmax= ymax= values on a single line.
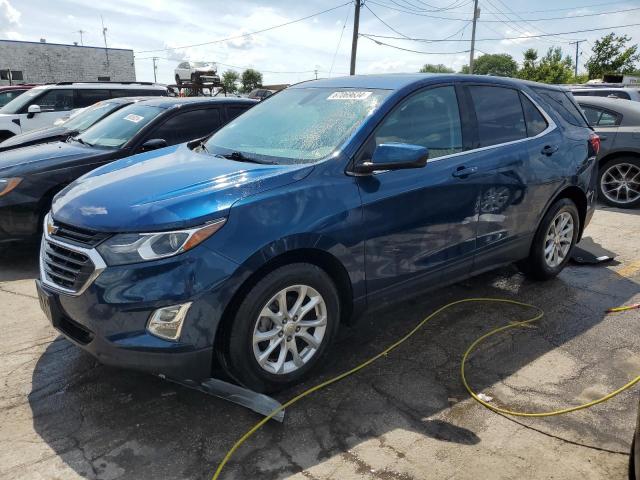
xmin=593 ymin=90 xmax=631 ymax=100
xmin=468 ymin=85 xmax=526 ymax=147
xmin=519 ymin=93 xmax=548 ymax=137
xmin=533 ymin=88 xmax=588 ymax=127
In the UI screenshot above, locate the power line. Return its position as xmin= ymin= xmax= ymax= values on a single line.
xmin=480 ymin=0 xmax=635 ymax=15
xmin=360 ymin=34 xmax=471 ymax=54
xmin=329 ymin=5 xmax=351 ymax=76
xmin=135 ymin=1 xmax=352 ymax=54
xmin=359 ymin=22 xmax=640 ymax=42
xmin=366 ymin=1 xmax=640 ymax=22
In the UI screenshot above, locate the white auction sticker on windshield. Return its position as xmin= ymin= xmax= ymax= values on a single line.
xmin=123 ymin=114 xmax=144 ymax=123
xmin=327 ymin=91 xmax=373 ymax=100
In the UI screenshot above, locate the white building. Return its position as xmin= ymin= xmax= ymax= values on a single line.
xmin=0 ymin=39 xmax=135 ymax=86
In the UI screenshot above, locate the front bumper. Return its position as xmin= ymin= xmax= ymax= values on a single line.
xmin=37 ymin=236 xmax=240 ymax=381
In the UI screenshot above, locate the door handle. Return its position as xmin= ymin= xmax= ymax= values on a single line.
xmin=541 ymin=145 xmax=559 ymax=156
xmin=599 ymin=135 xmax=608 ymax=141
xmin=452 ymin=166 xmax=478 ymax=178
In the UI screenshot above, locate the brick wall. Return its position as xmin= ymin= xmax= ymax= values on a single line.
xmin=0 ymin=40 xmax=135 ymax=85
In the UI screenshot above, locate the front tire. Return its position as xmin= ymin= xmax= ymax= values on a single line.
xmin=598 ymin=157 xmax=640 ymax=209
xmin=223 ymin=263 xmax=340 ymax=393
xmin=174 ymin=74 xmax=182 ymax=85
xmin=519 ymin=198 xmax=579 ymax=280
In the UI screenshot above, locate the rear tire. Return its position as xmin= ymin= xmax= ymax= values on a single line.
xmin=519 ymin=198 xmax=579 ymax=281
xmin=598 ymin=157 xmax=640 ymax=209
xmin=223 ymin=263 xmax=340 ymax=393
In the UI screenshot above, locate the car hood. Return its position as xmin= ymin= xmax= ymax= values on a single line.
xmin=0 ymin=140 xmax=109 ymax=176
xmin=0 ymin=125 xmax=71 ymax=151
xmin=52 ymin=144 xmax=314 ymax=232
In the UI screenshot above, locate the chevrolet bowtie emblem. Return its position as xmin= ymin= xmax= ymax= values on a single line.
xmin=47 ymin=220 xmax=58 ymax=236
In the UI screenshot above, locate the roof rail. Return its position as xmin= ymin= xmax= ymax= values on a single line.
xmin=54 ymin=81 xmax=159 ymax=86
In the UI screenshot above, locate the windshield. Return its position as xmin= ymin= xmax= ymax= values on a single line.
xmin=0 ymin=88 xmax=44 ymax=114
xmin=205 ymin=87 xmax=390 ymax=164
xmin=192 ymin=62 xmax=211 ymax=68
xmin=75 ymin=104 xmax=163 ymax=148
xmin=62 ymin=101 xmax=122 ymax=132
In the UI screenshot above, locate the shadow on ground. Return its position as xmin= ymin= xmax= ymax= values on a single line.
xmin=23 ymin=252 xmax=639 ymax=479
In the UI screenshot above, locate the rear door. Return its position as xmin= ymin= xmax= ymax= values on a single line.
xmin=462 ymin=83 xmax=559 ymax=270
xmin=356 ymin=84 xmax=480 ymax=306
xmin=580 ymin=104 xmax=620 ymax=154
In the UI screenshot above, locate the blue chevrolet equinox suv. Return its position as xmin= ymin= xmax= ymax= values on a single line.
xmin=36 ymin=74 xmax=599 ymax=393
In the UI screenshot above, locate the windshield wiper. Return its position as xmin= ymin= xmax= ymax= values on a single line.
xmin=71 ymin=136 xmax=93 ymax=147
xmin=220 ymin=151 xmax=273 ymax=165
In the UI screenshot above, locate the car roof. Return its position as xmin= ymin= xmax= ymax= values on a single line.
xmin=575 ymin=95 xmax=640 ymax=117
xmin=0 ymin=85 xmax=36 ymax=91
xmin=132 ymin=96 xmax=258 ymax=109
xmin=30 ymin=83 xmax=168 ymax=91
xmin=290 ymin=73 xmax=568 ymax=91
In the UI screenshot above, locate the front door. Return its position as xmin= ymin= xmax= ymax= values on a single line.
xmin=20 ymin=89 xmax=75 ymax=132
xmin=354 ymin=84 xmax=480 ymax=307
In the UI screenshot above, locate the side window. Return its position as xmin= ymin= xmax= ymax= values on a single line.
xmin=149 ymin=108 xmax=222 ymax=146
xmin=75 ymin=89 xmax=110 ymax=108
xmin=519 ymin=93 xmax=548 ymax=137
xmin=28 ymin=89 xmax=74 ymax=112
xmin=594 ymin=90 xmax=631 ymax=100
xmin=371 ymin=85 xmax=463 ymax=160
xmin=581 ymin=106 xmax=620 ymax=126
xmin=227 ymin=106 xmax=249 ymax=120
xmin=532 ymin=88 xmax=588 ymax=127
xmin=571 ymin=90 xmax=590 ymax=97
xmin=582 ymin=106 xmax=602 ymax=125
xmin=468 ymin=85 xmax=526 ymax=147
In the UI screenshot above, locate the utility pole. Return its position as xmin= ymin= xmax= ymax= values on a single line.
xmin=314 ymin=68 xmax=318 ymax=80
xmin=349 ymin=0 xmax=362 ymax=76
xmin=152 ymin=57 xmax=159 ymax=83
xmin=77 ymin=30 xmax=85 ymax=46
xmin=101 ymin=15 xmax=110 ymax=67
xmin=468 ymin=0 xmax=479 ymax=74
xmin=569 ymin=40 xmax=586 ymax=79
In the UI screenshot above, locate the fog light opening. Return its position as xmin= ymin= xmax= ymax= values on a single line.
xmin=147 ymin=302 xmax=192 ymax=341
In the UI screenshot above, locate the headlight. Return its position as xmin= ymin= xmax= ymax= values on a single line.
xmin=0 ymin=177 xmax=22 ymax=197
xmin=96 ymin=218 xmax=226 ymax=266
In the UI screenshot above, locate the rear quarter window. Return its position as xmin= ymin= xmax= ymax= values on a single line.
xmin=533 ymin=88 xmax=588 ymax=128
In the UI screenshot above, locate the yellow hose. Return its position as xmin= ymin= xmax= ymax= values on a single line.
xmin=212 ymin=297 xmax=640 ymax=479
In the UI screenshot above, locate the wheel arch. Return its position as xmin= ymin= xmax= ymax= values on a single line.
xmin=547 ymin=185 xmax=588 ymax=241
xmin=598 ymin=150 xmax=640 ymax=170
xmin=214 ymin=247 xmax=355 ymax=353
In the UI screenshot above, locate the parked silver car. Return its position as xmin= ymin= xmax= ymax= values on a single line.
xmin=576 ymin=96 xmax=640 ymax=208
xmin=572 ymin=86 xmax=640 ymax=102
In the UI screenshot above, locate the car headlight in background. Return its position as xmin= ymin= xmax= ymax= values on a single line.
xmin=96 ymin=218 xmax=226 ymax=266
xmin=0 ymin=177 xmax=22 ymax=197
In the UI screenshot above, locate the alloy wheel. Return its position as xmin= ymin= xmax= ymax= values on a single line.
xmin=600 ymin=162 xmax=640 ymax=205
xmin=252 ymin=285 xmax=327 ymax=375
xmin=544 ymin=211 xmax=574 ymax=268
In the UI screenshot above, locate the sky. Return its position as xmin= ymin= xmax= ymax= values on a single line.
xmin=1 ymin=0 xmax=639 ymax=86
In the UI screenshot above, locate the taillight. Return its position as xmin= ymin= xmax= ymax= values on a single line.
xmin=588 ymin=133 xmax=600 ymax=156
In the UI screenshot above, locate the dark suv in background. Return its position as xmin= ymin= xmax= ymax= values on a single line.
xmin=0 ymin=96 xmax=256 ymax=245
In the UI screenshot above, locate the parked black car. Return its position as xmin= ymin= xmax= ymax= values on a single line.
xmin=0 ymin=97 xmax=148 ymax=152
xmin=576 ymin=96 xmax=640 ymax=208
xmin=0 ymin=96 xmax=256 ymax=244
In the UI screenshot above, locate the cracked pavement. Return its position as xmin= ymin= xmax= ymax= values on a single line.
xmin=1 ymin=206 xmax=639 ymax=480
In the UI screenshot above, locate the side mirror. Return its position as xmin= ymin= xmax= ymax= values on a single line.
xmin=27 ymin=104 xmax=41 ymax=118
xmin=140 ymin=138 xmax=168 ymax=152
xmin=353 ymin=143 xmax=429 ymax=174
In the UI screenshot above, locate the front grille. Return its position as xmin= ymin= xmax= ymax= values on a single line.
xmin=51 ymin=222 xmax=110 ymax=247
xmin=41 ymin=240 xmax=96 ymax=292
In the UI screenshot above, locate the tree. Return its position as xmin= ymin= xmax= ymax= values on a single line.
xmin=585 ymin=33 xmax=640 ymax=79
xmin=419 ymin=63 xmax=454 ymax=73
xmin=221 ymin=70 xmax=239 ymax=94
xmin=518 ymin=48 xmax=539 ymax=81
xmin=240 ymin=69 xmax=263 ymax=93
xmin=517 ymin=47 xmax=574 ymax=84
xmin=459 ymin=53 xmax=518 ymax=77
